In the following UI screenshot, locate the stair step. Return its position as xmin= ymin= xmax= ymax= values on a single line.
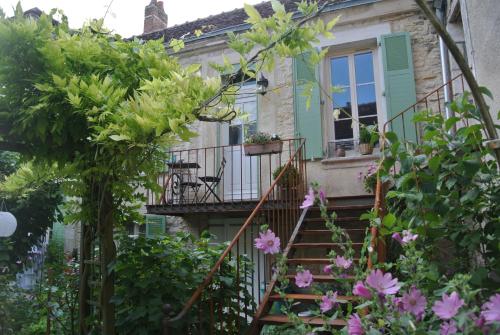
xmin=287 ymin=258 xmax=360 ymax=264
xmin=304 ymin=216 xmax=367 ymax=222
xmin=299 ymin=228 xmax=366 ymax=235
xmin=259 ymin=315 xmax=347 ymax=327
xmin=284 ymin=274 xmax=354 ymax=282
xmin=269 ymin=293 xmax=355 ymax=302
xmin=292 ymin=242 xmax=363 ymax=248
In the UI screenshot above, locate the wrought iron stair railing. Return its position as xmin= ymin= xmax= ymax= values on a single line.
xmin=161 ymin=138 xmax=307 ymax=334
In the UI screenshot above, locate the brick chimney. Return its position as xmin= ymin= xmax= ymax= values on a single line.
xmin=143 ymin=0 xmax=168 ymax=34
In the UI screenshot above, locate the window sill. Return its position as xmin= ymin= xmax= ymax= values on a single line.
xmin=321 ymin=153 xmax=380 ymax=169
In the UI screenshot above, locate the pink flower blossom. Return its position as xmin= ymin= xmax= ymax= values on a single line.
xmin=393 ymin=297 xmax=404 ymax=313
xmin=319 ymin=291 xmax=338 ymax=313
xmin=254 ymin=230 xmax=280 ymax=254
xmin=392 ymin=230 xmax=418 ymax=246
xmin=392 ymin=232 xmax=403 ymax=245
xmin=323 ymin=264 xmax=333 ymax=274
xmin=334 ymin=255 xmax=352 ymax=269
xmin=440 ymin=320 xmax=458 ymax=335
xmin=352 ymin=281 xmax=371 ymax=299
xmin=432 ymin=292 xmax=464 ymax=320
xmin=319 ymin=188 xmax=326 ymax=205
xmin=481 ymin=293 xmax=500 ymax=324
xmin=401 ymin=286 xmax=427 ymax=319
xmin=347 ymin=313 xmax=364 ymax=335
xmin=300 ymin=188 xmax=315 ymax=209
xmin=295 ymin=269 xmax=313 ymax=288
xmin=365 ymin=269 xmax=401 ymax=295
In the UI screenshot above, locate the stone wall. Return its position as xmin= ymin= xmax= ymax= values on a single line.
xmin=151 ymin=0 xmax=446 ymax=226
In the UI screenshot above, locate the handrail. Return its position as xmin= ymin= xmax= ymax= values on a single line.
xmin=382 ymin=73 xmax=464 ymax=133
xmin=162 ymin=138 xmax=307 ymax=333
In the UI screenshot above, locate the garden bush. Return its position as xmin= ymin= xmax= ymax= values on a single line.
xmin=113 ymin=231 xmax=254 ymax=335
xmin=379 ymin=93 xmax=500 ymax=291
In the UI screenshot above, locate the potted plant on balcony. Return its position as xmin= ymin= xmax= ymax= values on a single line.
xmin=273 ymin=164 xmax=300 ymax=200
xmin=244 ymin=132 xmax=283 ymax=156
xmin=358 ymin=125 xmax=379 ymax=155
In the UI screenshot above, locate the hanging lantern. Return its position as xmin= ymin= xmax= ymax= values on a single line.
xmin=0 ymin=211 xmax=17 ymax=237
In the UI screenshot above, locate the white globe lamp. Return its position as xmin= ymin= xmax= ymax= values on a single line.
xmin=0 ymin=211 xmax=17 ymax=237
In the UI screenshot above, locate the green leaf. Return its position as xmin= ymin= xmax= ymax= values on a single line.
xmin=428 ymin=156 xmax=441 ymax=172
xmin=444 ymin=116 xmax=461 ymax=131
xmin=244 ymin=4 xmax=262 ymax=24
xmin=382 ymin=213 xmax=396 ymax=228
xmin=479 ymin=86 xmax=493 ymax=100
xmin=169 ymin=38 xmax=185 ymax=52
xmin=109 ymin=134 xmax=130 ymax=142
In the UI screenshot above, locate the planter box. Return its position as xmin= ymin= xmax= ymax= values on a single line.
xmin=244 ymin=141 xmax=283 ymax=156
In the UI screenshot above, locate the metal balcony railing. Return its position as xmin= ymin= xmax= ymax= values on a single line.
xmin=146 ymin=139 xmax=305 ymax=214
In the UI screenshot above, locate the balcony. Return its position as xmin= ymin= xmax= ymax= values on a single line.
xmin=146 ymin=138 xmax=306 ymax=216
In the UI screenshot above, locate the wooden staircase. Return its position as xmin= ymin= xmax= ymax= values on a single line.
xmin=253 ymin=195 xmax=374 ymax=333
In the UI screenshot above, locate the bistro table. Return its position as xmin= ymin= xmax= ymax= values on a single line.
xmin=164 ymin=161 xmax=201 ymax=204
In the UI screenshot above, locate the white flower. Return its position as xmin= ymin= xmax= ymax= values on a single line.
xmin=368 ymin=246 xmax=374 ymax=253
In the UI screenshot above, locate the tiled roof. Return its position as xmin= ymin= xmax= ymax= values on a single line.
xmin=137 ymin=0 xmax=344 ymax=42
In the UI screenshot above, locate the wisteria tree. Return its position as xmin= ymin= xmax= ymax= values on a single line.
xmin=0 ymin=1 xmax=339 ymax=333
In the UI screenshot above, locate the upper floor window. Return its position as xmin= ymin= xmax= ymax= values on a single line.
xmin=330 ymin=51 xmax=378 ymax=152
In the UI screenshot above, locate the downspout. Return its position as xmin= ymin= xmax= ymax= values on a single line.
xmin=434 ymin=0 xmax=456 ymax=134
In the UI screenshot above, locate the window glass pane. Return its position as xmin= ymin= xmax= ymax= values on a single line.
xmin=333 ymin=88 xmax=352 ymax=118
xmin=331 ymin=56 xmax=349 ymax=86
xmin=354 ymin=52 xmax=374 ymax=84
xmin=245 ymin=122 xmax=257 ymax=139
xmin=229 ymin=125 xmax=242 ymax=145
xmin=356 ymin=84 xmax=377 ymax=117
xmin=359 ymin=116 xmax=378 ymax=127
xmin=334 ymin=119 xmax=353 ymax=140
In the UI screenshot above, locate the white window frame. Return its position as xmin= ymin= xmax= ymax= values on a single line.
xmin=324 ymin=47 xmax=384 ymax=152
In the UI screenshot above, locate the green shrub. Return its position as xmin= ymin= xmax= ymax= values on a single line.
xmin=113 ymin=232 xmax=254 ymax=335
xmin=273 ymin=165 xmax=300 ymax=187
xmin=380 ymin=93 xmax=500 ymax=291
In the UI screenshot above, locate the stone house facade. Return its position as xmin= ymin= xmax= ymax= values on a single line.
xmin=138 ymin=0 xmax=447 ymax=237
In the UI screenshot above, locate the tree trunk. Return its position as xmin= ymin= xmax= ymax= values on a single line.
xmin=78 ymin=221 xmax=91 ymax=335
xmin=99 ymin=186 xmax=116 ymax=335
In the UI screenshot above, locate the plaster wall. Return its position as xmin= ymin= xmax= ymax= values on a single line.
xmin=459 ymin=0 xmax=500 ymax=122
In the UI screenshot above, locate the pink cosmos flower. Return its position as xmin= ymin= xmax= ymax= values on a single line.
xmin=440 ymin=320 xmax=458 ymax=335
xmin=254 ymin=230 xmax=280 ymax=255
xmin=401 ymin=286 xmax=427 ymax=319
xmin=481 ymin=293 xmax=500 ymax=324
xmin=347 ymin=313 xmax=364 ymax=335
xmin=432 ymin=292 xmax=464 ymax=320
xmin=352 ymin=281 xmax=371 ymax=299
xmin=365 ymin=269 xmax=401 ymax=295
xmin=323 ymin=264 xmax=333 ymax=274
xmin=295 ymin=269 xmax=313 ymax=288
xmin=300 ymin=188 xmax=315 ymax=209
xmin=319 ymin=291 xmax=338 ymax=313
xmin=334 ymin=255 xmax=352 ymax=269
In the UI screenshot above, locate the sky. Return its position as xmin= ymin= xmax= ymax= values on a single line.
xmin=0 ymin=0 xmax=264 ymax=37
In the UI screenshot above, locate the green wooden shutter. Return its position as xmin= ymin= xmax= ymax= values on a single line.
xmin=145 ymin=214 xmax=166 ymax=239
xmin=51 ymin=222 xmax=65 ymax=244
xmin=381 ymin=32 xmax=417 ymax=142
xmin=293 ymin=53 xmax=323 ymax=159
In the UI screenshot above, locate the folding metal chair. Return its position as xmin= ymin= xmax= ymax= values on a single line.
xmin=198 ymin=157 xmax=226 ymax=203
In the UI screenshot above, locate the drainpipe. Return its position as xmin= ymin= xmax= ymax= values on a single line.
xmin=435 ymin=0 xmax=456 ymax=134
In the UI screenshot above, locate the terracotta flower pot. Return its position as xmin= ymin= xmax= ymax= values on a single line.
xmin=359 ymin=143 xmax=374 ymax=155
